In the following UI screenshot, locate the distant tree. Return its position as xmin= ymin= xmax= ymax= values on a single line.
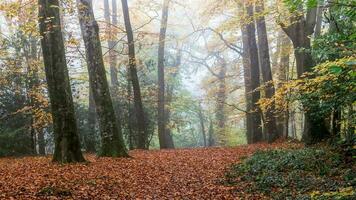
xmin=208 ymin=118 xmax=215 ymax=146
xmin=214 ymin=54 xmax=227 ymax=146
xmin=157 ymin=0 xmax=174 ymax=149
xmin=121 ymin=0 xmax=149 ymax=149
xmin=164 ymin=48 xmax=182 ymax=149
xmin=198 ymin=103 xmax=207 ymax=147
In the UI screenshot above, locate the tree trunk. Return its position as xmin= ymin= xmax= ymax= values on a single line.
xmin=215 ymin=55 xmax=227 ymax=146
xmin=276 ymin=31 xmax=291 ymax=138
xmin=77 ymin=0 xmax=128 ymax=157
xmin=163 ymin=49 xmax=182 ymax=149
xmin=38 ymin=128 xmax=46 ymax=155
xmin=121 ymin=0 xmax=148 ymax=149
xmin=255 ymin=0 xmax=278 ymax=143
xmin=157 ymin=0 xmax=174 ymax=149
xmin=246 ymin=4 xmax=263 ymax=143
xmin=208 ymin=118 xmax=215 ymax=146
xmin=38 ymin=0 xmax=85 ymax=163
xmin=164 ymin=84 xmax=175 ymax=148
xmin=314 ymin=0 xmax=324 ymax=37
xmin=104 ymin=0 xmax=119 ymax=87
xmin=105 ymin=0 xmax=123 ymax=140
xmin=198 ymin=103 xmax=207 ymax=147
xmin=126 ymin=68 xmax=136 ymax=150
xmin=23 ymin=36 xmax=40 ymax=155
xmin=241 ymin=16 xmax=254 ymax=144
xmin=85 ymin=86 xmax=97 ymax=153
xmin=256 ymin=0 xmax=280 ymax=142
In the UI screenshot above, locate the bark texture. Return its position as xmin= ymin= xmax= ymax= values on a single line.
xmin=241 ymin=18 xmax=254 ymax=144
xmin=245 ymin=4 xmax=263 ymax=143
xmin=85 ymin=86 xmax=97 ymax=153
xmin=77 ymin=0 xmax=128 ymax=157
xmin=38 ymin=0 xmax=85 ymax=163
xmin=255 ymin=0 xmax=278 ymax=142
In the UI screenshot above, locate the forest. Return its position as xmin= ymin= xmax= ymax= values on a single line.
xmin=0 ymin=0 xmax=355 ymax=199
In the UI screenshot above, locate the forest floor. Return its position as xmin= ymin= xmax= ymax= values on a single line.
xmin=0 ymin=142 xmax=294 ymax=199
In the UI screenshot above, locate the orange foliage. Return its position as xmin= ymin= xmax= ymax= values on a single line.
xmin=0 ymin=143 xmax=296 ymax=199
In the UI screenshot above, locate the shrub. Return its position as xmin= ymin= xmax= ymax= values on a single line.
xmin=224 ymin=148 xmax=356 ymax=199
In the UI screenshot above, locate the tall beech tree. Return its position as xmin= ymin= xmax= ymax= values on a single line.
xmin=241 ymin=26 xmax=254 ymax=144
xmin=280 ymin=2 xmax=329 ymax=144
xmin=38 ymin=0 xmax=85 ymax=163
xmin=255 ymin=0 xmax=278 ymax=142
xmin=157 ymin=0 xmax=174 ymax=149
xmin=239 ymin=5 xmax=254 ymax=144
xmin=245 ymin=3 xmax=263 ymax=143
xmin=77 ymin=0 xmax=128 ymax=157
xmin=121 ymin=0 xmax=149 ymax=149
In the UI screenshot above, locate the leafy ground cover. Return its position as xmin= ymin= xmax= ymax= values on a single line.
xmin=224 ymin=145 xmax=356 ymax=199
xmin=0 ymin=143 xmax=293 ymax=199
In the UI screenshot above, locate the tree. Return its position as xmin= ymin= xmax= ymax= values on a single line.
xmin=38 ymin=0 xmax=85 ymax=163
xmin=276 ymin=31 xmax=292 ymax=139
xmin=214 ymin=54 xmax=227 ymax=146
xmin=245 ymin=3 xmax=263 ymax=143
xmin=198 ymin=103 xmax=207 ymax=147
xmin=157 ymin=0 xmax=174 ymax=149
xmin=121 ymin=0 xmax=149 ymax=149
xmin=164 ymin=48 xmax=182 ymax=149
xmin=280 ymin=1 xmax=329 ymax=144
xmin=85 ymin=84 xmax=96 ymax=153
xmin=104 ymin=0 xmax=119 ymax=87
xmin=240 ymin=10 xmax=254 ymax=144
xmin=208 ymin=118 xmax=215 ymax=146
xmin=255 ymin=0 xmax=278 ymax=142
xmin=77 ymin=0 xmax=128 ymax=157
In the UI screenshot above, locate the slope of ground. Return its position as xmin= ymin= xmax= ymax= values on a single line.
xmin=0 ymin=143 xmax=291 ymax=199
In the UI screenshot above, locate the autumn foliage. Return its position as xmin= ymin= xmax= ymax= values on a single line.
xmin=0 ymin=143 xmax=290 ymax=199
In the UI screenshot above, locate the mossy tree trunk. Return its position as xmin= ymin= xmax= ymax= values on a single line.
xmin=77 ymin=0 xmax=128 ymax=157
xmin=85 ymin=85 xmax=97 ymax=153
xmin=38 ymin=0 xmax=85 ymax=163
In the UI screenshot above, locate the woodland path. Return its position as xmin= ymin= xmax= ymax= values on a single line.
xmin=0 ymin=143 xmax=285 ymax=199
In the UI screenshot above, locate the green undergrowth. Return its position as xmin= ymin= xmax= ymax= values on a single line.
xmin=224 ymin=146 xmax=356 ymax=199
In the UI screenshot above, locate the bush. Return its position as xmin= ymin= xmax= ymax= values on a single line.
xmin=224 ymin=148 xmax=356 ymax=199
xmin=0 ymin=129 xmax=33 ymax=157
